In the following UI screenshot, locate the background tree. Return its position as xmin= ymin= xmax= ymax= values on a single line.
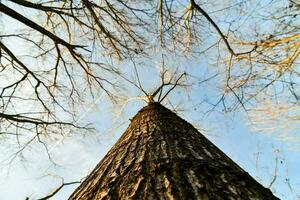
xmin=0 ymin=0 xmax=299 ymax=199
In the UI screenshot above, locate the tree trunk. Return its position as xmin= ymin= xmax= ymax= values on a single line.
xmin=69 ymin=102 xmax=278 ymax=200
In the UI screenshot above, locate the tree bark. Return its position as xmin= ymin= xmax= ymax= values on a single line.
xmin=69 ymin=102 xmax=279 ymax=200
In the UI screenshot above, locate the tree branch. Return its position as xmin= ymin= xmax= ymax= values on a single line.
xmin=0 ymin=2 xmax=82 ymax=49
xmin=190 ymin=0 xmax=256 ymax=56
xmin=37 ymin=181 xmax=81 ymax=200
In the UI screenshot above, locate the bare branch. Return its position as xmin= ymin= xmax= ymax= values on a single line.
xmin=37 ymin=181 xmax=81 ymax=200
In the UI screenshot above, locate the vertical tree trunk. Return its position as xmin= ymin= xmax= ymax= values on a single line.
xmin=69 ymin=103 xmax=278 ymax=200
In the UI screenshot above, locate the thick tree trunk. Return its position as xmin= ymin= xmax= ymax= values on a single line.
xmin=69 ymin=103 xmax=278 ymax=200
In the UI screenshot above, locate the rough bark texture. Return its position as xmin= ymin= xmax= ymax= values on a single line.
xmin=69 ymin=102 xmax=279 ymax=200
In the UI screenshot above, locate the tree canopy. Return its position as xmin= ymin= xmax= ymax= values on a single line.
xmin=0 ymin=0 xmax=299 ymax=199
